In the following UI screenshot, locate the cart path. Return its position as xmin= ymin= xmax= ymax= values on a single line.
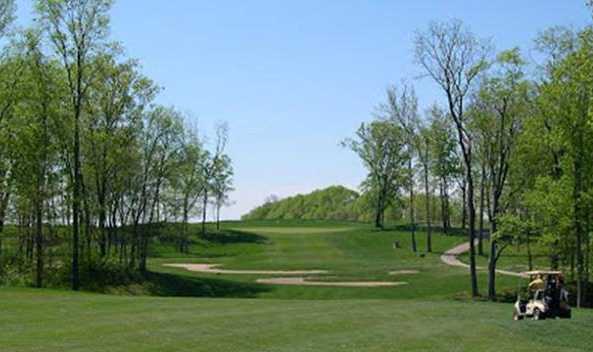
xmin=440 ymin=241 xmax=526 ymax=278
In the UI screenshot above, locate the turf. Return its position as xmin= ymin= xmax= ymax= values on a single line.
xmin=150 ymin=222 xmax=518 ymax=300
xmin=2 ymin=287 xmax=593 ymax=352
xmin=2 ymin=221 xmax=591 ymax=351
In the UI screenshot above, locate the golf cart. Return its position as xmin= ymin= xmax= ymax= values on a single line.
xmin=513 ymin=271 xmax=571 ymax=320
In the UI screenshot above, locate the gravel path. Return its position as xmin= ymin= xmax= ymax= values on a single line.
xmin=440 ymin=242 xmax=525 ymax=278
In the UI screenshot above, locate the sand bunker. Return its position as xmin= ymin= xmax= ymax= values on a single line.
xmin=389 ymin=270 xmax=420 ymax=275
xmin=256 ymin=277 xmax=407 ymax=287
xmin=163 ymin=263 xmax=328 ymax=275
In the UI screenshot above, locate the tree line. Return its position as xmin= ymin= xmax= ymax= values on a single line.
xmin=0 ymin=0 xmax=233 ymax=290
xmin=346 ymin=11 xmax=593 ymax=306
xmin=243 ymin=185 xmax=464 ymax=224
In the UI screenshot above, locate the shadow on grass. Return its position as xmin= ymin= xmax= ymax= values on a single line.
xmin=199 ymin=229 xmax=268 ymax=245
xmin=73 ymin=262 xmax=271 ymax=298
xmin=143 ymin=271 xmax=271 ymax=298
xmin=382 ymin=224 xmax=490 ymax=238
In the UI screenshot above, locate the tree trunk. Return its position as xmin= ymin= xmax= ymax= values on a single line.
xmin=478 ymin=163 xmax=486 ymax=256
xmin=202 ymin=190 xmax=208 ymax=236
xmin=467 ymin=171 xmax=479 ymax=297
xmin=488 ymin=237 xmax=497 ymax=300
xmin=182 ymin=197 xmax=189 ymax=253
xmin=0 ymin=190 xmax=8 ymax=257
xmin=374 ymin=188 xmax=384 ymax=229
xmin=216 ymin=199 xmax=221 ymax=231
xmin=35 ymin=197 xmax=43 ymax=288
xmin=461 ymin=179 xmax=467 ymax=231
xmin=424 ymin=163 xmax=432 ymax=252
xmin=440 ymin=179 xmax=447 ymax=234
xmin=72 ymin=112 xmax=81 ymax=291
xmin=409 ymin=159 xmax=417 ymax=252
xmin=98 ymin=195 xmax=107 ymax=258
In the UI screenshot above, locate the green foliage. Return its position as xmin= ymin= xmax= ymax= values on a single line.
xmin=342 ymin=119 xmax=409 ymax=228
xmin=242 ymin=186 xmax=363 ymax=221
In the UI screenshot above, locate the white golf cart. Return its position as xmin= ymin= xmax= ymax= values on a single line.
xmin=513 ymin=271 xmax=571 ymax=321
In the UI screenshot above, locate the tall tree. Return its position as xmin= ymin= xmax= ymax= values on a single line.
xmin=36 ymin=0 xmax=114 ymax=290
xmin=428 ymin=107 xmax=459 ymax=235
xmin=415 ymin=19 xmax=490 ymax=297
xmin=200 ymin=123 xmax=230 ymax=236
xmin=417 ymin=112 xmax=435 ymax=252
xmin=0 ymin=0 xmax=16 ymax=258
xmin=383 ymin=85 xmax=420 ymax=251
xmin=471 ymin=48 xmax=530 ymax=300
xmin=211 ymin=153 xmax=234 ymax=231
xmin=10 ymin=31 xmax=64 ymax=287
xmin=534 ymin=29 xmax=593 ymax=306
xmin=173 ymin=127 xmax=206 ymax=251
xmin=85 ymin=54 xmax=157 ymax=258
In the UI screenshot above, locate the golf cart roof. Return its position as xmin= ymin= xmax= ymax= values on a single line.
xmin=522 ymin=271 xmax=563 ymax=276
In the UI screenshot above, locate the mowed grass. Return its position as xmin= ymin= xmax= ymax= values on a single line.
xmin=459 ymin=239 xmax=554 ymax=273
xmin=2 ymin=221 xmax=592 ymax=351
xmin=2 ymin=287 xmax=593 ymax=352
xmin=151 ymin=221 xmax=518 ymax=300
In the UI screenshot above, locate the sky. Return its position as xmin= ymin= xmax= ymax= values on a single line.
xmin=13 ymin=1 xmax=592 ymax=219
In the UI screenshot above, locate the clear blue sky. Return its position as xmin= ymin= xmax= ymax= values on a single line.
xmin=14 ymin=1 xmax=592 ymax=219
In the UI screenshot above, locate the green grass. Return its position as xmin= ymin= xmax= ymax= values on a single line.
xmin=1 ymin=221 xmax=591 ymax=351
xmin=2 ymin=287 xmax=593 ymax=352
xmin=150 ymin=221 xmax=518 ymax=300
xmin=459 ymin=239 xmax=561 ymax=274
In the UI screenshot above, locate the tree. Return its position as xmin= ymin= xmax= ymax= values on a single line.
xmin=211 ymin=153 xmax=233 ymax=231
xmin=199 ymin=123 xmax=230 ymax=236
xmin=343 ymin=120 xmax=408 ymax=229
xmin=417 ymin=114 xmax=434 ymax=252
xmin=172 ymin=127 xmax=206 ymax=251
xmin=0 ymin=0 xmax=16 ymax=258
xmin=136 ymin=106 xmax=183 ymax=271
xmin=428 ymin=107 xmax=459 ymax=235
xmin=415 ymin=19 xmax=490 ymax=297
xmin=84 ymin=54 xmax=157 ymax=258
xmin=0 ymin=0 xmax=237 ymax=290
xmin=10 ymin=31 xmax=64 ymax=287
xmin=532 ymin=29 xmax=593 ymax=306
xmin=36 ymin=0 xmax=114 ymax=290
xmin=471 ymin=48 xmax=530 ymax=300
xmin=382 ymin=85 xmax=420 ymax=251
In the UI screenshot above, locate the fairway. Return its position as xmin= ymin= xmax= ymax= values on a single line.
xmin=151 ymin=222 xmax=500 ymax=300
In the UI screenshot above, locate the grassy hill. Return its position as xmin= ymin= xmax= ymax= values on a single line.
xmin=3 ymin=221 xmax=593 ymax=351
xmin=241 ymin=186 xmax=407 ymax=222
xmin=242 ymin=186 xmax=361 ymax=221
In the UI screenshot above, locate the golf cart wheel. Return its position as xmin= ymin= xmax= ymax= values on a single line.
xmin=513 ymin=311 xmax=523 ymax=321
xmin=533 ymin=309 xmax=545 ymax=321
